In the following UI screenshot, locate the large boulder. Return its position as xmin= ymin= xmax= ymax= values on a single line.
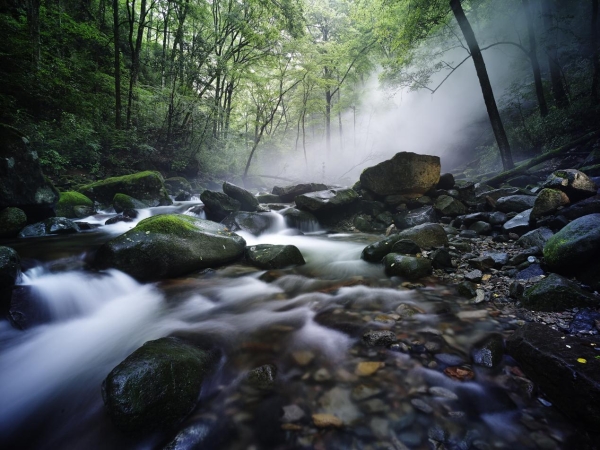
xmin=19 ymin=217 xmax=80 ymax=237
xmin=516 ymin=227 xmax=553 ymax=251
xmin=164 ymin=177 xmax=192 ymax=196
xmin=506 ymin=323 xmax=600 ymax=432
xmin=294 ymin=188 xmax=358 ymax=214
xmin=0 ymin=207 xmax=27 ymax=238
xmin=0 ymin=125 xmax=59 ymax=221
xmin=543 ymin=169 xmax=598 ymax=201
xmin=221 ymin=212 xmax=280 ymax=236
xmin=200 ymin=190 xmax=241 ymax=222
xmin=396 ymin=223 xmax=448 ymax=249
xmin=495 ymin=195 xmax=536 ymax=214
xmin=393 ymin=206 xmax=437 ymax=230
xmin=245 ymin=244 xmax=305 ymax=269
xmin=102 ymin=337 xmax=219 ymax=433
xmin=78 ymin=171 xmax=172 ymax=207
xmin=55 ymin=191 xmax=95 ymax=218
xmin=434 ymin=195 xmax=467 ymax=216
xmin=95 ymin=215 xmax=246 ymax=281
xmin=521 ymin=273 xmax=598 ymax=311
xmin=272 ymin=183 xmax=328 ymax=202
xmin=502 ymin=208 xmax=532 ymax=236
xmin=223 ymin=182 xmax=259 ymax=212
xmin=558 ymin=195 xmax=600 ymax=221
xmin=359 ymin=152 xmax=440 ymax=196
xmin=383 ymin=253 xmax=432 ymax=280
xmin=530 ymin=188 xmax=569 ymax=221
xmin=113 ymin=193 xmax=148 ymax=213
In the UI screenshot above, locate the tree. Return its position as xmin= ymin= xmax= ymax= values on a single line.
xmin=522 ymin=0 xmax=548 ymax=117
xmin=542 ymin=0 xmax=569 ymax=108
xmin=113 ymin=0 xmax=122 ymax=129
xmin=592 ymin=0 xmax=599 ymax=104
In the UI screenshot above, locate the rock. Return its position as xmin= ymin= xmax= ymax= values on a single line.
xmin=112 ymin=193 xmax=148 ymax=213
xmin=95 ymin=215 xmax=246 ymax=281
xmin=312 ymin=414 xmax=343 ymax=428
xmin=221 ymin=212 xmax=279 ymax=236
xmin=464 ymin=270 xmax=483 ymax=283
xmin=502 ymin=208 xmax=532 ymax=236
xmin=484 ymin=252 xmax=509 ymax=268
xmin=282 ymin=404 xmax=305 ymax=423
xmin=359 ymin=152 xmax=441 ymax=196
xmin=568 ymin=309 xmax=600 ymax=334
xmin=457 ymin=281 xmax=477 ymax=298
xmin=318 ymin=387 xmax=361 ymax=423
xmin=521 ymin=273 xmax=598 ymax=311
xmin=0 ymin=125 xmax=59 ymax=221
xmin=506 ymin=322 xmax=600 ymax=431
xmin=19 ymin=217 xmax=80 ymax=237
xmin=459 ymin=230 xmax=478 ymax=239
xmin=105 ymin=214 xmax=133 ymax=225
xmin=516 ymin=263 xmax=545 ymax=280
xmin=437 ymin=173 xmax=455 ymax=190
xmin=272 ymin=183 xmax=328 ymax=202
xmin=79 ymin=171 xmax=172 ymax=207
xmin=223 ymin=181 xmax=259 ymax=212
xmin=0 ymin=246 xmax=20 ymax=309
xmin=396 ymin=223 xmax=448 ymax=249
xmin=102 ymin=337 xmax=218 ymax=433
xmin=476 ymin=187 xmax=520 ymax=203
xmin=470 ymin=333 xmax=504 ymax=368
xmin=469 ymin=221 xmax=491 ymax=235
xmin=391 ymin=239 xmax=421 ymax=255
xmin=531 ymin=188 xmax=570 ymax=222
xmin=383 ymin=254 xmax=432 ymax=280
xmin=200 ymin=190 xmax=241 ymax=222
xmin=468 ymin=255 xmax=495 ymax=271
xmin=294 ymin=188 xmax=358 ymax=214
xmin=246 ymin=364 xmax=278 ymax=390
xmin=355 ymin=361 xmax=385 ymax=377
xmin=543 ymin=169 xmax=598 ymax=201
xmin=488 ymin=211 xmax=508 ymax=225
xmin=393 ymin=206 xmax=437 ymax=230
xmin=458 ymin=212 xmax=490 ymax=227
xmin=0 ymin=207 xmax=27 ymax=238
xmin=280 ymin=207 xmax=319 ymax=232
xmin=174 ymin=191 xmax=192 ymax=201
xmin=434 ymin=195 xmax=467 ymax=216
xmin=257 ymin=193 xmax=283 ymax=203
xmin=54 ymin=191 xmax=95 ymax=219
xmin=163 ymin=419 xmax=225 ymax=450
xmin=245 ymin=244 xmax=305 ymax=269
xmin=495 ymin=195 xmax=536 ymax=213
xmin=516 ymin=227 xmax=554 ymax=250
xmin=164 ymin=177 xmax=192 ymax=196
xmin=559 ymin=195 xmax=600 ymax=221
xmin=362 ymin=330 xmax=397 ymax=347
xmin=430 ymin=248 xmax=453 ymax=269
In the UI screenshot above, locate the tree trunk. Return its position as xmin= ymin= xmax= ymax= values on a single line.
xmin=325 ymin=88 xmax=332 ymax=153
xmin=592 ymin=0 xmax=599 ymax=104
xmin=113 ymin=0 xmax=121 ymax=129
xmin=522 ymin=0 xmax=548 ymax=117
xmin=126 ymin=0 xmax=148 ymax=129
xmin=542 ymin=0 xmax=569 ymax=108
xmin=450 ymin=0 xmax=514 ymax=170
xmin=26 ymin=0 xmax=41 ymax=69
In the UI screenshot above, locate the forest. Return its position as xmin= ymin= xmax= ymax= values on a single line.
xmin=1 ymin=0 xmax=599 ymax=186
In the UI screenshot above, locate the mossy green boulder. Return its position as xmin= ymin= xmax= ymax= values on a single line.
xmin=521 ymin=273 xmax=598 ymax=311
xmin=245 ymin=244 xmax=305 ymax=269
xmin=95 ymin=214 xmax=246 ymax=281
xmin=112 ymin=193 xmax=148 ymax=213
xmin=78 ymin=171 xmax=171 ymax=208
xmin=101 ymin=337 xmax=219 ymax=433
xmin=0 ymin=207 xmax=27 ymax=238
xmin=55 ymin=191 xmax=94 ymax=218
xmin=164 ymin=177 xmax=192 ymax=196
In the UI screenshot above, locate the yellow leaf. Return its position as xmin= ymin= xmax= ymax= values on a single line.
xmin=577 ymin=358 xmax=587 ymax=364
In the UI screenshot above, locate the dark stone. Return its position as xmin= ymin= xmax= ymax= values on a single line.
xmin=468 ymin=255 xmax=495 ymax=271
xmin=393 ymin=206 xmax=437 ymax=230
xmin=314 ymin=309 xmax=365 ymax=336
xmin=502 ymin=208 xmax=532 ymax=236
xmin=484 ymin=252 xmax=509 ymax=268
xmin=383 ymin=253 xmax=433 ymax=280
xmin=516 ymin=263 xmax=545 ymax=280
xmin=430 ymin=247 xmax=453 ymax=269
xmin=294 ymin=188 xmax=358 ymax=214
xmin=0 ymin=125 xmax=59 ymax=221
xmin=464 ymin=270 xmax=483 ymax=283
xmin=0 ymin=207 xmax=27 ymax=238
xmin=559 ymin=195 xmax=600 ymax=221
xmin=164 ymin=418 xmax=229 ymax=450
xmin=531 ymin=188 xmax=570 ymax=221
xmin=470 ymin=333 xmax=504 ymax=368
xmin=476 ymin=187 xmax=520 ymax=203
xmin=434 ymin=195 xmax=467 ymax=216
xmin=509 ymin=281 xmax=524 ymax=299
xmin=19 ymin=217 xmax=80 ymax=237
xmin=362 ymin=330 xmax=398 ymax=347
xmin=245 ymin=244 xmax=305 ymax=270
xmin=174 ymin=191 xmax=191 ymax=201
xmin=516 ymin=227 xmax=554 ymax=250
xmin=113 ymin=193 xmax=148 ymax=213
xmin=221 ymin=212 xmax=279 ymax=236
xmin=0 ymin=246 xmax=20 ymax=310
xmin=469 ymin=221 xmax=491 ymax=235
xmin=280 ymin=208 xmax=319 ymax=232
xmin=543 ymin=169 xmax=598 ymax=201
xmin=105 ymin=214 xmax=133 ymax=225
xmin=396 ymin=223 xmax=448 ymax=249
xmin=246 ymin=364 xmax=278 ymax=390
xmin=102 ymin=337 xmax=218 ymax=433
xmin=521 ymin=273 xmax=598 ymax=311
xmin=457 ymin=281 xmax=477 ymax=298
xmin=459 ymin=212 xmax=490 ymax=227
xmin=200 ymin=190 xmax=241 ymax=222
xmin=360 ymin=152 xmax=441 ymax=196
xmin=353 ymin=214 xmax=376 ymax=232
xmin=507 ymin=175 xmax=537 ymax=188
xmin=272 ymin=183 xmax=327 ymax=202
xmin=508 ymin=247 xmax=541 ymax=266
xmin=391 ymin=239 xmax=421 ymax=255
xmin=506 ymin=322 xmax=600 ymax=431
xmin=488 ymin=211 xmax=508 ymax=225
xmin=223 ymin=181 xmax=259 ymax=212
xmin=164 ymin=177 xmax=192 ymax=196
xmin=495 ymin=195 xmax=536 ymax=213
xmin=359 ymin=200 xmax=386 ymax=217
xmin=257 ymin=193 xmax=283 ymax=203
xmin=375 ymin=211 xmax=394 ymax=226
xmin=437 ymin=173 xmax=455 ymax=190
xmin=459 ymin=230 xmax=478 ymax=239
xmin=568 ymin=309 xmax=600 ymax=334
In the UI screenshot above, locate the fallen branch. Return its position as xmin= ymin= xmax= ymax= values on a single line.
xmin=483 ymin=130 xmax=600 ymax=187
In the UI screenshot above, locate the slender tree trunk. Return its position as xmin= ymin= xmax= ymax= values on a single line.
xmin=113 ymin=0 xmax=121 ymax=129
xmin=450 ymin=0 xmax=514 ymax=170
xmin=522 ymin=0 xmax=548 ymax=117
xmin=325 ymin=88 xmax=332 ymax=153
xmin=592 ymin=0 xmax=599 ymax=104
xmin=26 ymin=0 xmax=41 ymax=69
xmin=161 ymin=2 xmax=171 ymax=88
xmin=126 ymin=0 xmax=149 ymax=128
xmin=542 ymin=0 xmax=569 ymax=108
xmin=337 ymin=80 xmax=343 ymax=151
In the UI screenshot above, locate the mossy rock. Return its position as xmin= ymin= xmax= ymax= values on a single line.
xmin=102 ymin=337 xmax=219 ymax=433
xmin=245 ymin=244 xmax=305 ymax=269
xmin=0 ymin=207 xmax=27 ymax=238
xmin=521 ymin=273 xmax=598 ymax=311
xmin=19 ymin=217 xmax=80 ymax=237
xmin=164 ymin=177 xmax=192 ymax=196
xmin=383 ymin=253 xmax=432 ymax=280
xmin=55 ymin=191 xmax=94 ymax=218
xmin=78 ymin=171 xmax=172 ymax=208
xmin=113 ymin=193 xmax=149 ymax=213
xmin=200 ymin=190 xmax=241 ymax=222
xmin=94 ymin=214 xmax=246 ymax=281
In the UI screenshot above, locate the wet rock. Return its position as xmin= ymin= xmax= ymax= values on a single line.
xmin=516 ymin=227 xmax=554 ymax=250
xmin=531 ymin=188 xmax=570 ymax=221
xmin=79 ymin=171 xmax=171 ymax=208
xmin=543 ymin=169 xmax=598 ymax=201
xmin=393 ymin=206 xmax=437 ymax=230
xmin=54 ymin=191 xmax=95 ymax=219
xmin=353 ymin=214 xmax=378 ymax=232
xmin=351 ymin=385 xmax=382 ymax=401
xmin=19 ymin=217 xmax=80 ymax=237
xmin=469 ymin=221 xmax=491 ymax=235
xmin=459 ymin=230 xmax=478 ymax=239
xmin=495 ymin=195 xmax=536 ymax=214
xmin=558 ymin=194 xmax=600 ymax=221
xmin=484 ymin=252 xmax=509 ymax=268
xmin=245 ymin=244 xmax=305 ymax=270
xmin=506 ymin=322 xmax=600 ymax=431
xmin=383 ymin=254 xmax=432 ymax=280
xmin=163 ymin=418 xmax=227 ymax=450
xmin=314 ymin=309 xmax=365 ymax=336
xmin=508 ymin=246 xmax=540 ymax=266
xmin=105 ymin=214 xmax=133 ymax=225
xmin=280 ymin=207 xmax=319 ymax=232
xmin=318 ymin=387 xmax=361 ymax=423
xmin=434 ymin=195 xmax=467 ymax=216
xmin=113 ymin=193 xmax=148 ymax=213
xmin=246 ymin=364 xmax=278 ymax=390
xmin=437 ymin=173 xmax=455 ymax=190
xmin=164 ymin=177 xmax=192 ymax=196
xmin=0 ymin=207 xmax=27 ymax=238
xmin=457 ymin=281 xmax=477 ymax=298
xmin=312 ymin=413 xmax=343 ymax=428
xmin=295 ymin=188 xmax=358 ymax=214
xmin=0 ymin=246 xmax=20 ymax=309
xmin=200 ymin=190 xmax=241 ymax=222
xmin=430 ymin=247 xmax=453 ymax=269
xmin=360 ymin=152 xmax=440 ymax=197
xmin=391 ymin=239 xmax=421 ymax=255
xmin=174 ymin=190 xmax=191 ymax=201
xmin=256 ymin=193 xmax=282 ymax=203
xmin=502 ymin=208 xmax=532 ymax=236
xmin=464 ymin=270 xmax=483 ymax=283
xmin=509 ymin=281 xmax=524 ymax=299
xmin=488 ymin=211 xmax=508 ymax=225
xmin=515 ymin=263 xmax=545 ymax=280
xmin=396 ymin=223 xmax=448 ymax=249
xmin=468 ymin=255 xmax=495 ymax=271
xmin=223 ymin=181 xmax=259 ymax=212
xmin=521 ymin=273 xmax=598 ymax=311
xmin=477 ymin=187 xmax=520 ymax=203
xmin=470 ymin=333 xmax=504 ymax=368
xmin=410 ymin=398 xmax=433 ymax=414
xmin=95 ymin=215 xmax=246 ymax=281
xmin=272 ymin=183 xmax=327 ymax=202
xmin=102 ymin=337 xmax=218 ymax=433
xmin=568 ymin=309 xmax=600 ymax=334
xmin=282 ymin=404 xmax=305 ymax=423
xmin=362 ymin=330 xmax=397 ymax=347
xmin=221 ymin=211 xmax=279 ymax=236
xmin=355 ymin=361 xmax=385 ymax=377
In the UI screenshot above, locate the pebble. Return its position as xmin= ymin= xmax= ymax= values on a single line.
xmin=313 ymin=368 xmax=331 ymax=382
xmin=282 ymin=404 xmax=305 ymax=423
xmin=410 ymin=398 xmax=433 ymax=414
xmin=312 ymin=413 xmax=343 ymax=428
xmin=292 ymin=350 xmax=314 ymax=366
xmin=457 ymin=309 xmax=488 ymax=320
xmin=428 ymin=386 xmax=459 ymax=400
xmin=355 ymin=361 xmax=385 ymax=376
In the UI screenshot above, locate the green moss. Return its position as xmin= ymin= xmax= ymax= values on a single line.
xmin=58 ymin=191 xmax=93 ymax=207
xmin=80 ymin=171 xmax=163 ymax=191
xmin=135 ymin=214 xmax=200 ymax=236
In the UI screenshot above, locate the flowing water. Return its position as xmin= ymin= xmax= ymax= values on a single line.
xmin=0 ymin=201 xmax=582 ymax=449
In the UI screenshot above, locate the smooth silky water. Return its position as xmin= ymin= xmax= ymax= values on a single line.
xmin=0 ymin=201 xmax=580 ymax=449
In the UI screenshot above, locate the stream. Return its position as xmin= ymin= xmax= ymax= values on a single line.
xmin=0 ymin=200 xmax=582 ymax=450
